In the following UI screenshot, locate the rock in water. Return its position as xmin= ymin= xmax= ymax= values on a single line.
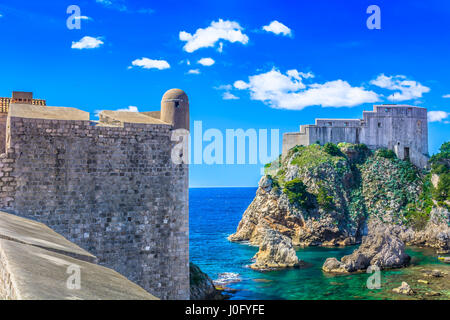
xmin=392 ymin=282 xmax=414 ymax=295
xmin=322 ymin=257 xmax=348 ymax=273
xmin=250 ymin=227 xmax=302 ymax=270
xmin=322 ymin=223 xmax=410 ymax=273
xmin=190 ymin=263 xmax=225 ymax=300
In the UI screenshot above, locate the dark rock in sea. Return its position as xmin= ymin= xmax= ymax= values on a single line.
xmin=190 ymin=263 xmax=226 ymax=300
xmin=229 ymin=143 xmax=450 ymax=254
xmin=322 ymin=222 xmax=410 ymax=273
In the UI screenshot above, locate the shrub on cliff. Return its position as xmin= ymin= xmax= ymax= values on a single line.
xmin=317 ymin=185 xmax=334 ymax=211
xmin=283 ymin=178 xmax=313 ymax=209
xmin=290 ymin=143 xmax=347 ymax=172
xmin=324 ymin=142 xmax=342 ymax=157
xmin=376 ymin=148 xmax=397 ymax=159
xmin=429 ymin=141 xmax=450 ymax=205
xmin=430 ymin=141 xmax=450 ymax=165
xmin=433 ymin=173 xmax=450 ymax=202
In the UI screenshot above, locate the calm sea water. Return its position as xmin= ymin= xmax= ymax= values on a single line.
xmin=189 ymin=187 xmax=445 ymax=300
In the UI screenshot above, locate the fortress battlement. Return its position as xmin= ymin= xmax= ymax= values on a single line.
xmin=283 ymin=104 xmax=429 ymax=168
xmin=0 ymin=89 xmax=190 ymax=300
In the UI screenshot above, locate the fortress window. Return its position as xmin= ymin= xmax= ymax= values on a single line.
xmin=327 ymin=122 xmax=332 ymax=126
xmin=385 ymin=108 xmax=389 ymax=112
xmin=378 ymin=122 xmax=382 ymax=128
xmin=344 ymin=122 xmax=349 ymax=126
xmin=174 ymin=101 xmax=180 ymax=108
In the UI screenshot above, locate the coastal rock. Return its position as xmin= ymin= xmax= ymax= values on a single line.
xmin=322 ymin=257 xmax=347 ymax=273
xmin=190 ymin=263 xmax=225 ymax=300
xmin=322 ymin=223 xmax=410 ymax=273
xmin=230 ymin=142 xmax=450 ymax=267
xmin=393 ymin=282 xmax=414 ymax=295
xmin=422 ymin=269 xmax=445 ymax=278
xmin=250 ymin=227 xmax=302 ymax=270
xmin=404 ymin=206 xmax=450 ymax=253
xmin=228 ymin=153 xmax=359 ymax=247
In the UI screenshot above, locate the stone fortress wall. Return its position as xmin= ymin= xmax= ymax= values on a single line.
xmin=283 ymin=104 xmax=429 ymax=168
xmin=0 ymin=89 xmax=189 ymax=300
xmin=0 ymin=210 xmax=157 ymax=300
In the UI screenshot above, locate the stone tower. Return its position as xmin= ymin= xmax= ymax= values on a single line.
xmin=282 ymin=104 xmax=429 ymax=168
xmin=0 ymin=89 xmax=190 ymax=299
xmin=160 ymin=89 xmax=190 ymax=131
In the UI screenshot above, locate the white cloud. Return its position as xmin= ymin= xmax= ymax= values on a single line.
xmin=428 ymin=111 xmax=450 ymax=123
xmin=214 ymin=84 xmax=232 ymax=91
xmin=96 ymin=0 xmax=127 ymax=11
xmin=222 ymin=92 xmax=239 ymax=100
xmin=234 ymin=68 xmax=380 ymax=110
xmin=94 ymin=105 xmax=138 ymax=118
xmin=96 ymin=0 xmax=152 ymax=14
xmin=218 ymin=42 xmax=224 ymax=53
xmin=214 ymin=84 xmax=240 ymax=100
xmin=370 ymin=74 xmax=430 ymax=101
xmin=197 ymin=57 xmax=215 ymax=66
xmin=443 ymin=94 xmax=450 ymax=98
xmin=0 ymin=13 xmax=3 ymax=18
xmin=75 ymin=16 xmax=93 ymax=21
xmin=262 ymin=20 xmax=292 ymax=36
xmin=117 ymin=106 xmax=139 ymax=112
xmin=71 ymin=36 xmax=104 ymax=49
xmin=187 ymin=69 xmax=200 ymax=75
xmin=287 ymin=70 xmax=314 ymax=80
xmin=130 ymin=58 xmax=170 ymax=70
xmin=179 ymin=19 xmax=249 ymax=53
xmin=233 ymin=80 xmax=250 ymax=90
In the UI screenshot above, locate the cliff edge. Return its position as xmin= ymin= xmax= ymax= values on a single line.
xmin=229 ymin=142 xmax=450 ymax=270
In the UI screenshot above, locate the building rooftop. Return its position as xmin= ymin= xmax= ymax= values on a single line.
xmin=99 ymin=110 xmax=169 ymax=125
xmin=9 ymin=104 xmax=89 ymax=121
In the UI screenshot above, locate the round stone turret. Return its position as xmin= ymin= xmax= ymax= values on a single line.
xmin=160 ymin=89 xmax=189 ymax=131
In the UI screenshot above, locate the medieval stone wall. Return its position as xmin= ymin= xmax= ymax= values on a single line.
xmin=0 ymin=114 xmax=7 ymax=153
xmin=0 ymin=116 xmax=189 ymax=299
xmin=282 ymin=105 xmax=429 ymax=168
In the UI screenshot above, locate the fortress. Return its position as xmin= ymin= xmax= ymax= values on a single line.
xmin=0 ymin=90 xmax=189 ymax=299
xmin=282 ymin=104 xmax=429 ymax=168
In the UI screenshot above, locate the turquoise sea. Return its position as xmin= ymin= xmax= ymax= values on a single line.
xmin=189 ymin=187 xmax=449 ymax=300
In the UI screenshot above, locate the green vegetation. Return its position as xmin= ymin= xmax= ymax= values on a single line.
xmin=404 ymin=203 xmax=430 ymax=230
xmin=323 ymin=142 xmax=343 ymax=157
xmin=429 ymin=141 xmax=450 ymax=207
xmin=376 ymin=148 xmax=397 ymax=159
xmin=317 ymin=185 xmax=334 ymax=211
xmin=430 ymin=141 xmax=450 ymax=164
xmin=189 ymin=263 xmax=207 ymax=286
xmin=267 ymin=174 xmax=281 ymax=193
xmin=283 ymin=178 xmax=313 ymax=209
xmin=267 ymin=142 xmax=450 ymax=230
xmin=290 ymin=143 xmax=347 ymax=173
xmin=433 ymin=173 xmax=450 ymax=202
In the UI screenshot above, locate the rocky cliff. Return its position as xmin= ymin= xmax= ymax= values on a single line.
xmin=250 ymin=227 xmax=303 ymax=270
xmin=229 ymin=142 xmax=450 ymax=270
xmin=323 ymin=222 xmax=411 ymax=273
xmin=190 ymin=263 xmax=226 ymax=300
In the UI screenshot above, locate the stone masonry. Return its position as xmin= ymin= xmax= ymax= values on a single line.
xmin=282 ymin=104 xmax=429 ymax=168
xmin=0 ymin=89 xmax=190 ymax=299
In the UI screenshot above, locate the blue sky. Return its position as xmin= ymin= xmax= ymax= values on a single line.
xmin=0 ymin=0 xmax=449 ymax=187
